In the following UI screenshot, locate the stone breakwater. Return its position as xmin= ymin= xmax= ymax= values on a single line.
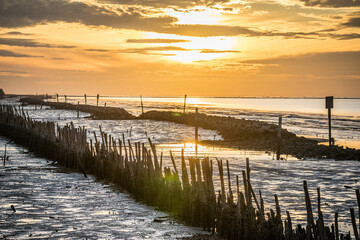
xmin=19 ymin=97 xmax=360 ymax=160
xmin=140 ymin=111 xmax=360 ymax=161
xmin=19 ymin=97 xmax=134 ymax=120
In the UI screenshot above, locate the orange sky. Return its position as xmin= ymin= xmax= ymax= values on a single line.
xmin=1 ymin=0 xmax=360 ymax=97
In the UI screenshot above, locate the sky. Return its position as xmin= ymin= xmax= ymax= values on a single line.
xmin=0 ymin=0 xmax=360 ymax=97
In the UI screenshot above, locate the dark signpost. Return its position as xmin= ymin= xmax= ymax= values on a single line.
xmin=276 ymin=116 xmax=282 ymax=160
xmin=326 ymin=96 xmax=334 ymax=146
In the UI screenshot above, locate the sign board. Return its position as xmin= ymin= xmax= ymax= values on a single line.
xmin=326 ymin=96 xmax=333 ymax=109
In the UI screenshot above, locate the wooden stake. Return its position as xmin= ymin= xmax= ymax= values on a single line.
xmin=140 ymin=95 xmax=144 ymax=114
xmin=356 ymin=189 xmax=360 ymax=232
xmin=183 ymin=94 xmax=187 ymax=114
xmin=351 ymin=208 xmax=359 ymax=240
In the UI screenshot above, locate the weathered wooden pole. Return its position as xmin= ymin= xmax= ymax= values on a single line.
xmin=276 ymin=116 xmax=282 ymax=160
xmin=326 ymin=96 xmax=333 ymax=146
xmin=356 ymin=189 xmax=360 ymax=233
xmin=183 ymin=94 xmax=187 ymax=114
xmin=3 ymin=144 xmax=6 ymax=166
xmin=140 ymin=95 xmax=144 ymax=114
xmin=97 ymin=94 xmax=99 ymax=106
xmin=64 ymin=95 xmax=67 ymax=103
xmin=195 ymin=108 xmax=198 ymax=152
xmin=84 ymin=94 xmax=87 ymax=105
xmin=350 ymin=208 xmax=359 ymax=240
xmin=335 ymin=212 xmax=339 ymax=240
xmin=56 ymin=94 xmax=59 ymax=102
xmin=77 ymin=101 xmax=80 ymax=119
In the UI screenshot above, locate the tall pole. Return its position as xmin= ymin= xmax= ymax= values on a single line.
xmin=97 ymin=94 xmax=99 ymax=107
xmin=276 ymin=116 xmax=282 ymax=160
xmin=326 ymin=96 xmax=334 ymax=146
xmin=84 ymin=94 xmax=87 ymax=105
xmin=328 ymin=108 xmax=332 ymax=146
xmin=183 ymin=94 xmax=187 ymax=114
xmin=77 ymin=101 xmax=80 ymax=119
xmin=140 ymin=95 xmax=144 ymax=114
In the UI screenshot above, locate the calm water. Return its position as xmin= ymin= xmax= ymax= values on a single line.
xmin=1 ymin=96 xmax=360 ymax=235
xmin=50 ymin=96 xmax=360 ymax=149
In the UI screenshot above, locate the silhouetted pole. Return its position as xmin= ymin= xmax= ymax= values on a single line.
xmin=140 ymin=95 xmax=144 ymax=114
xmin=77 ymin=101 xmax=80 ymax=119
xmin=195 ymin=108 xmax=198 ymax=152
xmin=97 ymin=94 xmax=99 ymax=106
xmin=276 ymin=116 xmax=282 ymax=160
xmin=56 ymin=94 xmax=59 ymax=102
xmin=64 ymin=95 xmax=67 ymax=103
xmin=183 ymin=94 xmax=187 ymax=114
xmin=104 ymin=102 xmax=106 ymax=108
xmin=326 ymin=96 xmax=334 ymax=146
xmin=84 ymin=94 xmax=87 ymax=105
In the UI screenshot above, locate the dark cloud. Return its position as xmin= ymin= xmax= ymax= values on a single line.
xmin=0 ymin=0 xmax=271 ymax=38
xmin=1 ymin=0 xmax=358 ymax=39
xmin=324 ymin=33 xmax=360 ymax=39
xmin=299 ymin=0 xmax=360 ymax=8
xmin=125 ymin=46 xmax=191 ymax=54
xmin=84 ymin=49 xmax=112 ymax=52
xmin=1 ymin=31 xmax=33 ymax=35
xmin=0 ymin=49 xmax=42 ymax=57
xmin=241 ymin=51 xmax=360 ymax=75
xmin=342 ymin=12 xmax=360 ymax=27
xmin=0 ymin=37 xmax=76 ymax=48
xmin=126 ymin=39 xmax=190 ymax=43
xmin=97 ymin=0 xmax=230 ymax=8
xmin=0 ymin=0 xmax=176 ymax=29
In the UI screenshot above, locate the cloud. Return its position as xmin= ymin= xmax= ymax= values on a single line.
xmin=299 ymin=0 xmax=360 ymax=8
xmin=97 ymin=0 xmax=230 ymax=8
xmin=241 ymin=51 xmax=360 ymax=76
xmin=124 ymin=46 xmax=241 ymax=55
xmin=126 ymin=38 xmax=190 ymax=43
xmin=0 ymin=0 xmax=274 ymax=38
xmin=154 ymin=24 xmax=259 ymax=37
xmin=0 ymin=0 xmax=176 ymax=29
xmin=199 ymin=49 xmax=241 ymax=53
xmin=125 ymin=46 xmax=191 ymax=54
xmin=0 ymin=37 xmax=76 ymax=48
xmin=84 ymin=49 xmax=112 ymax=52
xmin=342 ymin=12 xmax=360 ymax=27
xmin=1 ymin=31 xmax=34 ymax=35
xmin=0 ymin=49 xmax=42 ymax=58
xmin=324 ymin=33 xmax=360 ymax=39
xmin=1 ymin=0 xmax=358 ymax=39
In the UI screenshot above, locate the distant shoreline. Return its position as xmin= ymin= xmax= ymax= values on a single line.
xmin=4 ymin=94 xmax=360 ymax=99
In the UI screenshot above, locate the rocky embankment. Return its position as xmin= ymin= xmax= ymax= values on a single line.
xmin=140 ymin=111 xmax=360 ymax=160
xmin=19 ymin=97 xmax=135 ymax=120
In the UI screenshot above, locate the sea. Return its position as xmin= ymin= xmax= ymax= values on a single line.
xmin=1 ymin=96 xmax=359 ymax=238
